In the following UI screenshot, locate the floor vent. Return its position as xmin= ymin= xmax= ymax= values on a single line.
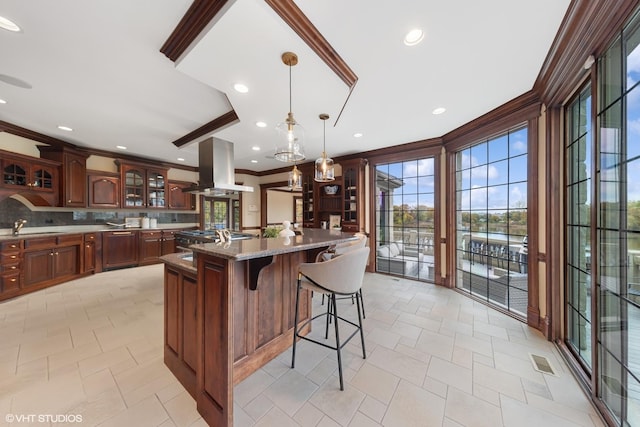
xmin=529 ymin=354 xmax=556 ymax=376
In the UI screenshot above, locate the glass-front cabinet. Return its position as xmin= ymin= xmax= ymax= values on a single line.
xmin=117 ymin=160 xmax=167 ymax=209
xmin=340 ymin=159 xmax=366 ymax=232
xmin=2 ymin=158 xmax=56 ymax=192
xmin=302 ymin=166 xmax=315 ymax=228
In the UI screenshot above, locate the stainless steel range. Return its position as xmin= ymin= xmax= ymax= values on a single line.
xmin=176 ymin=229 xmax=257 ymax=250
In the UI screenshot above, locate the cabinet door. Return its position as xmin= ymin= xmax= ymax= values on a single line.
xmin=54 ymin=245 xmax=78 ymax=278
xmin=123 ymin=167 xmax=145 ymax=208
xmin=24 ymin=249 xmax=54 ymax=286
xmin=182 ymin=274 xmax=198 ymax=371
xmin=168 ymin=182 xmax=195 ymax=210
xmin=30 ymin=164 xmax=56 ymax=192
xmin=165 ymin=268 xmax=180 ymax=354
xmin=162 ymin=230 xmax=177 ymax=255
xmin=139 ymin=231 xmax=162 ymax=265
xmin=302 ymin=172 xmax=315 ymax=228
xmin=103 ymin=231 xmax=138 ymax=269
xmin=64 ymin=154 xmax=86 ymax=206
xmin=89 ymin=175 xmax=120 ymax=208
xmin=2 ymin=159 xmax=29 ymax=188
xmin=83 ymin=241 xmax=96 ymax=273
xmin=147 ymin=170 xmax=167 ymax=208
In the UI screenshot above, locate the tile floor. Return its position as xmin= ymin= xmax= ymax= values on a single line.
xmin=0 ymin=264 xmax=604 ymax=426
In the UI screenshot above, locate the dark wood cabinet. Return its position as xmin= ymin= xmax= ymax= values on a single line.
xmin=340 ymin=159 xmax=366 ymax=233
xmin=82 ymin=233 xmax=98 ymax=274
xmin=23 ymin=235 xmax=81 ymax=287
xmin=102 ymin=230 xmax=138 ymax=270
xmin=0 ymin=240 xmax=22 ymax=296
xmin=162 ymin=229 xmax=178 ymax=254
xmin=301 ymin=167 xmax=315 ymax=228
xmin=164 ymin=265 xmax=198 ymax=397
xmin=0 ymin=150 xmax=60 ymax=206
xmin=139 ymin=230 xmax=163 ymax=265
xmin=116 ymin=160 xmax=168 ymax=209
xmin=168 ymin=181 xmax=196 ymax=210
xmin=88 ymin=172 xmax=120 ymax=208
xmin=39 ymin=147 xmax=88 ymax=207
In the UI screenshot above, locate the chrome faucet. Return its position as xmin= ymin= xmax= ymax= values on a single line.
xmin=12 ymin=219 xmax=27 ymax=236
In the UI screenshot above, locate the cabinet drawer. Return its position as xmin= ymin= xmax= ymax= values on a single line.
xmin=57 ymin=234 xmax=82 ymax=245
xmin=1 ymin=262 xmax=20 ymax=273
xmin=1 ymin=272 xmax=21 ymax=293
xmin=24 ymin=236 xmax=57 ymax=250
xmin=0 ymin=253 xmax=21 ymax=264
xmin=84 ymin=233 xmax=98 ymax=242
xmin=0 ymin=240 xmax=22 ymax=251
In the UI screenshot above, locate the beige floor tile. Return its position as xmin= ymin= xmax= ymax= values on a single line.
xmin=253 ymin=406 xmax=299 ymax=427
xmin=350 ymin=362 xmax=399 ymax=404
xmin=397 ymin=312 xmax=441 ymax=332
xmin=393 ymin=342 xmax=430 ymax=364
xmin=18 ymin=331 xmax=73 ymax=365
xmin=48 ymin=340 xmax=103 ymax=372
xmin=473 ymin=319 xmax=510 ymax=340
xmin=263 ymin=370 xmax=318 ymax=416
xmin=472 ymin=383 xmax=501 ymax=406
xmin=451 ymin=346 xmax=473 ymax=369
xmin=357 ymin=396 xmax=387 ymax=423
xmin=156 ymin=381 xmax=189 ymax=404
xmin=365 ymin=327 xmax=401 ymax=350
xmin=454 ymin=332 xmax=493 ymax=358
xmin=99 ymin=395 xmax=169 ymax=427
xmin=427 ymin=356 xmax=472 ymax=394
xmin=444 ymin=387 xmax=502 ymax=427
xmin=349 ymin=412 xmax=381 ymax=427
xmin=243 ymin=394 xmax=274 ymax=422
xmin=235 ymin=369 xmax=277 ymax=408
xmin=12 ymin=368 xmax=86 ymax=416
xmin=383 ymin=380 xmax=445 ymax=427
xmin=78 ymin=346 xmax=135 ymax=377
xmin=368 ymin=346 xmax=428 ymax=386
xmin=317 ymin=415 xmax=342 ymax=427
xmin=309 ymin=380 xmax=365 ymax=426
xmin=501 ymin=394 xmax=599 ymax=427
xmin=415 ymin=329 xmax=454 ymax=361
xmin=306 ymin=357 xmax=338 ymax=386
xmin=473 ymin=362 xmax=525 ymax=401
xmin=293 ymin=401 xmax=324 ymax=426
xmin=163 ymin=391 xmax=200 ymax=427
xmin=422 ymin=376 xmax=448 ymax=399
xmin=388 ymin=320 xmax=422 ymax=341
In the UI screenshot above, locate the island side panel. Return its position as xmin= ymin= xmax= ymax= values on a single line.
xmin=197 ymin=255 xmax=233 ymax=427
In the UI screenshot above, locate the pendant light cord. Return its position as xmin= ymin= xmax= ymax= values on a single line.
xmin=289 ymin=62 xmax=292 ymax=113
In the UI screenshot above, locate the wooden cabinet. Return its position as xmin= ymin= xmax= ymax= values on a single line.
xmin=162 ymin=229 xmax=178 ymax=254
xmin=39 ymin=147 xmax=88 ymax=207
xmin=23 ymin=235 xmax=81 ymax=288
xmin=116 ymin=160 xmax=168 ymax=209
xmin=102 ymin=230 xmax=138 ymax=270
xmin=88 ymin=172 xmax=120 ymax=208
xmin=82 ymin=233 xmax=98 ymax=274
xmin=0 ymin=150 xmax=60 ymax=206
xmin=139 ymin=230 xmax=163 ymax=265
xmin=340 ymin=159 xmax=366 ymax=232
xmin=167 ymin=181 xmax=196 ymax=210
xmin=301 ymin=168 xmax=315 ymax=228
xmin=0 ymin=240 xmax=22 ymax=296
xmin=164 ymin=265 xmax=198 ymax=395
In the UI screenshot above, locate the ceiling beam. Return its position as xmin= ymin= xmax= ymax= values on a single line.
xmin=171 ymin=110 xmax=239 ymax=148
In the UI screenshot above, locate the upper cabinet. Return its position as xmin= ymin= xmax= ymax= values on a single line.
xmin=301 ymin=166 xmax=315 ymax=228
xmin=116 ymin=160 xmax=168 ymax=209
xmin=39 ymin=147 xmax=89 ymax=207
xmin=340 ymin=158 xmax=366 ymax=233
xmin=0 ymin=149 xmax=60 ymax=206
xmin=88 ymin=171 xmax=120 ymax=208
xmin=167 ymin=181 xmax=196 ymax=210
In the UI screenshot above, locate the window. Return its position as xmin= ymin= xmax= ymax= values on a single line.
xmin=375 ymin=158 xmax=436 ymax=281
xmin=566 ymin=84 xmax=593 ymax=369
xmin=454 ymin=126 xmax=528 ymax=316
xmin=202 ymin=197 xmax=240 ymax=231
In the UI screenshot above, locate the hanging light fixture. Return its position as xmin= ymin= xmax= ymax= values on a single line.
xmin=288 ymin=160 xmax=302 ymax=190
xmin=314 ymin=113 xmax=335 ymax=182
xmin=275 ymin=52 xmax=305 ymax=162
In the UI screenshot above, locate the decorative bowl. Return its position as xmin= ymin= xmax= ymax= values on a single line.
xmin=324 ymin=185 xmax=339 ymax=195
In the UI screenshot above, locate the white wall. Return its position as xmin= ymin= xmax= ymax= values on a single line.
xmin=266 ymin=190 xmax=294 ymax=224
xmin=0 ymin=132 xmax=43 ymax=157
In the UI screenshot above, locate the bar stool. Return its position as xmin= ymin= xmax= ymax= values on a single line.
xmin=317 ymin=234 xmax=368 ymax=317
xmin=291 ymin=246 xmax=370 ymax=390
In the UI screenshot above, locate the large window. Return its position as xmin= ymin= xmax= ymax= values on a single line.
xmin=594 ymin=10 xmax=640 ymax=424
xmin=566 ymin=85 xmax=593 ymax=368
xmin=375 ymin=158 xmax=436 ymax=281
xmin=454 ymin=127 xmax=528 ymax=316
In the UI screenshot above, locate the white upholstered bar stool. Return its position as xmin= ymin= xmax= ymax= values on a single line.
xmin=291 ymin=246 xmax=370 ymax=390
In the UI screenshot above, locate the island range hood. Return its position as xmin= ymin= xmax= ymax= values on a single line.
xmin=183 ymin=137 xmax=254 ymax=195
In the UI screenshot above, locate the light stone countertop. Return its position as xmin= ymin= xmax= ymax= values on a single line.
xmin=187 ymin=228 xmax=357 ymax=261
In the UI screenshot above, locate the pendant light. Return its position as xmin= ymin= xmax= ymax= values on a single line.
xmin=275 ymin=52 xmax=305 ymax=162
xmin=314 ymin=113 xmax=335 ymax=182
xmin=288 ymin=160 xmax=302 ymax=190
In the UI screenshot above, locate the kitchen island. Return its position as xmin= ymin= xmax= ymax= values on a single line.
xmin=161 ymin=229 xmax=357 ymax=427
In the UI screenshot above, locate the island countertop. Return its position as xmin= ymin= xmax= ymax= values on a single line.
xmin=188 ymin=228 xmax=357 ymax=261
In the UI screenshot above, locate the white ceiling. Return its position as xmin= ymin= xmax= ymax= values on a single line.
xmin=0 ymin=0 xmax=571 ymax=172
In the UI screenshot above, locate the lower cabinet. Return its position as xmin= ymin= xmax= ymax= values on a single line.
xmin=23 ymin=235 xmax=81 ymax=288
xmin=82 ymin=232 xmax=99 ymax=274
xmin=0 ymin=240 xmax=22 ymax=296
xmin=164 ymin=265 xmax=198 ymax=396
xmin=139 ymin=230 xmax=162 ymax=265
xmin=102 ymin=230 xmax=139 ymax=270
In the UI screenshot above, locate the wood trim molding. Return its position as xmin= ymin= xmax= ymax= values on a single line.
xmin=526 ymin=117 xmax=541 ymax=330
xmin=264 ymin=0 xmax=358 ymax=88
xmin=259 ymin=180 xmax=290 ymax=228
xmin=535 ymin=0 xmax=640 ymax=106
xmin=0 ymin=120 xmax=74 ymax=149
xmin=160 ymin=0 xmax=232 ymax=62
xmin=172 ymin=110 xmax=239 ymax=148
xmin=443 ymin=91 xmax=541 ymax=151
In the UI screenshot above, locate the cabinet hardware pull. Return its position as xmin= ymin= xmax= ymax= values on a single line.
xmin=68 ymin=199 xmax=71 ymax=203
xmin=10 ymin=278 xmax=16 ymax=282
xmin=55 ymin=252 xmax=59 ymax=255
xmin=10 ymin=255 xmax=16 ymax=259
xmin=50 ymin=252 xmax=54 ymax=256
xmin=10 ymin=266 xmax=16 ymax=269
xmin=86 ymin=245 xmax=90 ymax=248
xmin=10 ymin=244 xmax=16 ymax=248
xmin=112 ymin=231 xmax=132 ymax=235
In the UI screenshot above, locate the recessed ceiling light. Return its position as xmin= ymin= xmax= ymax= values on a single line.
xmin=251 ymin=160 xmax=258 ymax=163
xmin=255 ymin=121 xmax=267 ymax=128
xmin=432 ymin=107 xmax=447 ymax=115
xmin=0 ymin=99 xmax=6 ymax=104
xmin=116 ymin=145 xmax=127 ymax=150
xmin=252 ymin=146 xmax=261 ymax=151
xmin=177 ymin=157 xmax=185 ymax=162
xmin=353 ymin=132 xmax=363 ymax=138
xmin=0 ymin=16 xmax=20 ymax=32
xmin=404 ymin=28 xmax=424 ymax=46
xmin=234 ymin=83 xmax=249 ymax=93
xmin=57 ymin=125 xmax=73 ymax=132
